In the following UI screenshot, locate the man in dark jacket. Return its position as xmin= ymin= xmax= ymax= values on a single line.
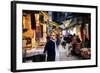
xmin=43 ymin=36 xmax=55 ymax=61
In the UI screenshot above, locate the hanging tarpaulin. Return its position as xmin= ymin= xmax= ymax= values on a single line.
xmin=49 ymin=21 xmax=60 ymax=27
xmin=59 ymin=24 xmax=65 ymax=29
xmin=63 ymin=19 xmax=72 ymax=27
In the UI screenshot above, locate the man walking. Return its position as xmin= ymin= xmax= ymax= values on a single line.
xmin=43 ymin=36 xmax=56 ymax=61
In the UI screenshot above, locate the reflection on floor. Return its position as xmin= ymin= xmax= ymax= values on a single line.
xmin=23 ymin=44 xmax=85 ymax=63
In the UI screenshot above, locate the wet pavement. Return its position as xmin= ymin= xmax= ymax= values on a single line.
xmin=57 ymin=45 xmax=82 ymax=61
xmin=24 ymin=44 xmax=83 ymax=62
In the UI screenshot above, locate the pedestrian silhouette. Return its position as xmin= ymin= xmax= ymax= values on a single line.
xmin=43 ymin=36 xmax=56 ymax=61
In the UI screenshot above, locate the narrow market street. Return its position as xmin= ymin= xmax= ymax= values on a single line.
xmin=22 ymin=10 xmax=91 ymax=63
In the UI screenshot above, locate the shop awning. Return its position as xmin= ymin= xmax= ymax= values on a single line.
xmin=49 ymin=21 xmax=60 ymax=27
